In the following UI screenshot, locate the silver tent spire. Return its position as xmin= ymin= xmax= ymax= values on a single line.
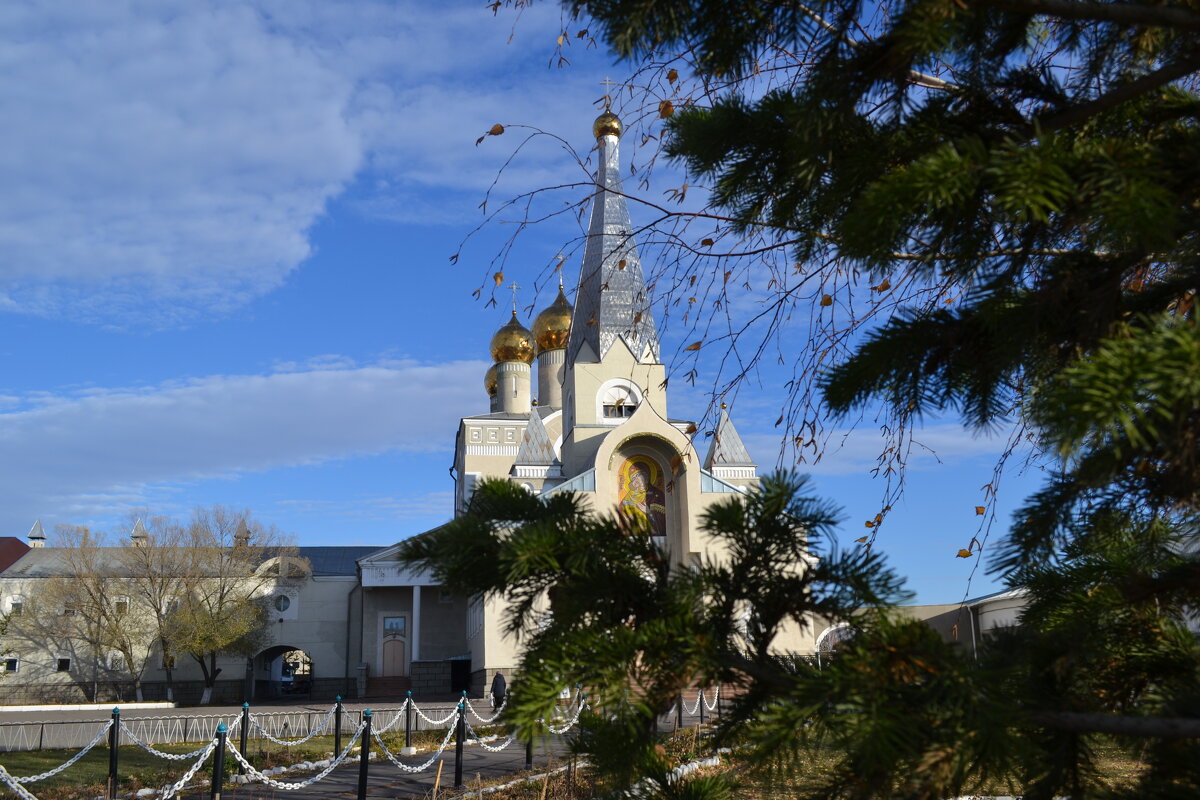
xmin=703 ymin=408 xmax=756 ymax=469
xmin=567 ymin=111 xmax=660 ymax=365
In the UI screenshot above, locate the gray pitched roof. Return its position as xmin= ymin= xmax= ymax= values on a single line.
xmin=514 ymin=411 xmax=557 ymax=466
xmin=703 ymin=410 xmax=756 ymax=468
xmin=566 ymin=128 xmax=660 ymax=365
xmin=297 ymin=546 xmax=383 ymax=576
xmin=27 ymin=520 xmax=45 ymax=541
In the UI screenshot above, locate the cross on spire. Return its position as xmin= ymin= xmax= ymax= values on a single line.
xmin=508 ymin=281 xmax=521 ymax=313
xmin=601 ymin=77 xmax=614 ymax=110
xmin=555 ymin=253 xmax=566 ymax=288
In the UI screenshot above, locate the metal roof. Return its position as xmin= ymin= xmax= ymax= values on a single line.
xmin=566 ymin=129 xmax=660 ymax=366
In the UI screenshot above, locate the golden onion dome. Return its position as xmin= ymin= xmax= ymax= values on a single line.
xmin=484 ymin=364 xmax=498 ymax=396
xmin=593 ymin=110 xmax=621 ymax=139
xmin=490 ymin=312 xmax=536 ymax=364
xmin=532 ymin=288 xmax=573 ymax=354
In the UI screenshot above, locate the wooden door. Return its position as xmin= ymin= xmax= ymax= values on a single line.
xmin=382 ymin=615 xmax=407 ymax=676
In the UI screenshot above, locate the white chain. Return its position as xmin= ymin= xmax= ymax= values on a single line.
xmin=120 ymin=721 xmax=213 ymax=761
xmin=412 ymin=701 xmax=458 ymax=726
xmin=464 ymin=719 xmax=517 ymax=752
xmin=158 ymin=738 xmax=218 ymax=800
xmin=544 ymin=693 xmax=586 ymax=734
xmin=225 ymin=722 xmax=365 ymax=790
xmin=464 ymin=696 xmax=506 ymax=723
xmin=12 ymin=720 xmax=112 ymax=783
xmin=249 ymin=705 xmax=335 ymax=746
xmin=372 ymin=719 xmax=457 ymax=773
xmin=370 ymin=704 xmax=409 ymax=734
xmin=702 ymin=686 xmax=720 ymax=712
xmin=0 ymin=763 xmax=41 ymax=800
xmin=682 ymin=694 xmax=702 ymax=716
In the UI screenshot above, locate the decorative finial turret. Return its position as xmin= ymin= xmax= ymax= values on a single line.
xmin=594 ymin=77 xmax=621 ymax=139
xmin=593 ymin=111 xmax=621 ymax=139
xmin=490 ymin=313 xmax=535 ymax=365
xmin=533 ymin=288 xmax=573 ymax=354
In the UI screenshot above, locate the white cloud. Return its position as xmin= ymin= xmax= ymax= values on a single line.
xmin=0 ymin=358 xmax=487 ymax=532
xmin=0 ymin=0 xmax=602 ymax=323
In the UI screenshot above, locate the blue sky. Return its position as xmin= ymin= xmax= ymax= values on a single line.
xmin=0 ymin=0 xmax=1045 ymax=603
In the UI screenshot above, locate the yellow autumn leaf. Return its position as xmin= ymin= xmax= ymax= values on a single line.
xmin=659 ymin=99 xmax=674 ymax=118
xmin=684 ymin=341 xmax=702 ymax=351
xmin=667 ymin=68 xmax=678 ymax=83
xmin=489 ymin=123 xmax=504 ymax=137
xmin=618 ymin=259 xmax=627 ymax=270
xmin=701 ymin=238 xmax=713 ymax=247
xmin=956 ymin=549 xmax=973 ymax=558
xmin=684 ymin=422 xmax=697 ymax=434
xmin=820 ymin=294 xmax=833 ymax=306
xmin=854 ymin=536 xmax=868 ymax=543
xmin=493 ymin=272 xmax=504 ymax=287
xmin=864 ymin=521 xmax=875 ymax=528
xmin=975 ymin=506 xmax=986 ymax=515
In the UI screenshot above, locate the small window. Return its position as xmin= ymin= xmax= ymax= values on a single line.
xmin=602 ymin=401 xmax=636 ymax=418
xmin=108 ymin=653 xmax=126 ymax=672
xmin=274 ymin=595 xmax=291 ymax=612
xmin=7 ymin=598 xmax=23 ymax=616
xmin=56 ymin=658 xmax=71 ymax=672
xmin=4 ymin=658 xmax=18 ymax=673
xmin=114 ymin=597 xmax=129 ymax=615
xmin=62 ymin=604 xmax=78 ymax=617
xmin=598 ymin=382 xmax=641 ymax=422
xmin=439 ymin=590 xmax=453 ymax=604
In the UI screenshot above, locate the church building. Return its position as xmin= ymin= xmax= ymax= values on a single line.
xmin=356 ymin=107 xmax=770 ymax=694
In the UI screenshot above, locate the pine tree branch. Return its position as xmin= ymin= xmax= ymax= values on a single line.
xmin=1037 ymin=47 xmax=1200 ymax=133
xmin=979 ymin=0 xmax=1200 ymax=32
xmin=1033 ymin=710 xmax=1200 ymax=738
xmin=795 ymin=2 xmax=956 ymax=90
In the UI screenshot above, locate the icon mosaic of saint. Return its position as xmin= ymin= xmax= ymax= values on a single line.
xmin=618 ymin=455 xmax=666 ymax=536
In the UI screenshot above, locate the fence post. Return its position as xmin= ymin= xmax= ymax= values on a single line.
xmin=675 ymin=693 xmax=683 ymax=730
xmin=357 ymin=709 xmax=372 ymax=800
xmin=106 ymin=707 xmax=120 ymax=800
xmin=699 ymin=688 xmax=706 ymax=727
xmin=402 ymin=690 xmax=415 ymax=755
xmin=211 ymin=723 xmax=227 ymax=800
xmin=334 ymin=696 xmax=343 ymax=757
xmin=454 ymin=701 xmax=465 ymax=788
xmin=238 ymin=703 xmax=249 ymax=775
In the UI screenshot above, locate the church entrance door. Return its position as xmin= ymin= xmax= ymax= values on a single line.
xmin=382 ymin=615 xmax=407 ymax=676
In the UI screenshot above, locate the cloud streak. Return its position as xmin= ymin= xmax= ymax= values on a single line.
xmin=0 ymin=358 xmax=487 ymax=532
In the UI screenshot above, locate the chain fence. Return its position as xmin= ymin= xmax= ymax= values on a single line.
xmin=0 ymin=685 xmax=721 ymax=799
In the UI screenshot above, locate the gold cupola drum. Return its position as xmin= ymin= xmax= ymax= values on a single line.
xmin=489 ymin=311 xmax=534 ymax=413
xmin=533 ymin=287 xmax=572 ymax=408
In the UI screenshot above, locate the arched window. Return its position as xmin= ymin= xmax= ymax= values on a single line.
xmin=597 ymin=379 xmax=643 ymax=424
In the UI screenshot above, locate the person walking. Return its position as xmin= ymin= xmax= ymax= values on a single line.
xmin=490 ymin=671 xmax=507 ymax=709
